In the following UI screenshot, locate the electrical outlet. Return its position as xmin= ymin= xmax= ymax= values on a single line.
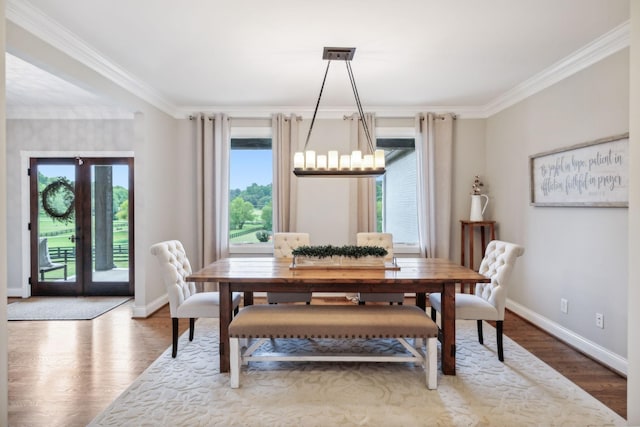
xmin=595 ymin=313 xmax=604 ymax=329
xmin=560 ymin=298 xmax=568 ymax=314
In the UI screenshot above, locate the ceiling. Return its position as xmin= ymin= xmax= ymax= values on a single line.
xmin=5 ymin=0 xmax=631 ymax=119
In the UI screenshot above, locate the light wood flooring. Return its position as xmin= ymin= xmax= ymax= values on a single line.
xmin=7 ymin=297 xmax=626 ymax=426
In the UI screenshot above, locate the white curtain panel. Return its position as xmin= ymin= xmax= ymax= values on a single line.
xmin=195 ymin=113 xmax=230 ymax=269
xmin=350 ymin=112 xmax=377 ymax=232
xmin=416 ymin=113 xmax=454 ymax=258
xmin=272 ymin=113 xmax=299 ymax=232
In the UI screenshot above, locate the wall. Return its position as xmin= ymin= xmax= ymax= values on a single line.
xmin=451 ymin=119 xmax=486 ymax=266
xmin=627 ymin=3 xmax=640 ymax=424
xmin=6 ymin=22 xmax=185 ymax=317
xmin=5 ymin=119 xmax=134 ymax=297
xmin=486 ymin=49 xmax=629 ymax=371
xmin=1 ymin=0 xmax=9 ymax=423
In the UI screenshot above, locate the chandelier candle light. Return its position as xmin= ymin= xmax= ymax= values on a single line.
xmin=293 ymin=47 xmax=386 ymax=177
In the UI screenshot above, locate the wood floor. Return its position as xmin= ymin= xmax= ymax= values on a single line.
xmin=7 ymin=297 xmax=626 ymax=426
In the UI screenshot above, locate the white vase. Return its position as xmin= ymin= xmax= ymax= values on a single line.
xmin=470 ymin=194 xmax=489 ymax=221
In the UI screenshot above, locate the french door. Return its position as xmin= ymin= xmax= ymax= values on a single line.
xmin=29 ymin=157 xmax=134 ymax=296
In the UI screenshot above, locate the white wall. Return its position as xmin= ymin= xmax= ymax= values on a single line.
xmin=486 ymin=49 xmax=629 ymax=370
xmin=1 ymin=0 xmax=9 ymax=423
xmin=627 ymin=3 xmax=639 ymax=424
xmin=6 ymin=21 xmax=184 ymax=317
xmin=451 ymin=119 xmax=487 ymax=266
xmin=5 ymin=119 xmax=134 ymax=297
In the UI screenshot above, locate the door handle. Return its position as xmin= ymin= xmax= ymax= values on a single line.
xmin=69 ymin=235 xmax=80 ymax=243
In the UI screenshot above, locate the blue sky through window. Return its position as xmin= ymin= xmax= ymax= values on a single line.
xmin=230 ymin=150 xmax=272 ymax=190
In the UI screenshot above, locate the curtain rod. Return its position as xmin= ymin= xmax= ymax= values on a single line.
xmin=189 ymin=114 xmax=302 ymax=121
xmin=189 ymin=115 xmax=213 ymax=121
xmin=189 ymin=114 xmax=456 ymax=121
xmin=344 ymin=113 xmax=457 ymax=121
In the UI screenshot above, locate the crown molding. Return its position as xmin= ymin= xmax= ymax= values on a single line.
xmin=6 ymin=0 xmax=630 ymax=122
xmin=6 ymin=0 xmax=179 ymax=117
xmin=483 ymin=20 xmax=630 ymax=117
xmin=175 ymin=105 xmax=488 ymax=120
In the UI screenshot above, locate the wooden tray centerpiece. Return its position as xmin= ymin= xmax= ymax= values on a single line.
xmin=290 ymin=244 xmax=399 ymax=270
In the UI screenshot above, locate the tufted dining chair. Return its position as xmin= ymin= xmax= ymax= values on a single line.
xmin=356 ymin=232 xmax=404 ymax=305
xmin=429 ymin=240 xmax=524 ymax=361
xmin=268 ymin=232 xmax=312 ymax=304
xmin=150 ymin=240 xmax=242 ymax=357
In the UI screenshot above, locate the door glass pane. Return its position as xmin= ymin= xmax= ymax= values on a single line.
xmin=91 ymin=164 xmax=129 ymax=282
xmin=37 ymin=164 xmax=76 ymax=282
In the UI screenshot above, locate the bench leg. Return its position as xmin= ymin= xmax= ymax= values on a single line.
xmin=230 ymin=338 xmax=240 ymax=388
xmin=426 ymin=337 xmax=437 ymax=390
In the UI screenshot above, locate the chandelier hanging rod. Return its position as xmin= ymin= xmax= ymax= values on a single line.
xmin=302 ymin=59 xmax=331 ymax=151
xmin=346 ymin=60 xmax=375 ymax=153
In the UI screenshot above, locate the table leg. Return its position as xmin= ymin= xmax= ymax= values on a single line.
xmin=460 ymin=222 xmax=465 ymax=266
xmin=416 ymin=292 xmax=426 ymax=310
xmin=243 ymin=291 xmax=253 ymax=307
xmin=441 ymin=283 xmax=456 ymax=375
xmin=219 ymin=282 xmax=232 ymax=373
xmin=468 ymin=225 xmax=475 ymax=271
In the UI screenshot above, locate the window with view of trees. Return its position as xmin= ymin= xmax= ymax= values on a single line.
xmin=229 ymin=138 xmax=273 ymax=244
xmin=376 ymin=138 xmax=418 ymax=245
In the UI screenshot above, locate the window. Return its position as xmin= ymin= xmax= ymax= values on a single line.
xmin=376 ymin=137 xmax=418 ymax=246
xmin=229 ymin=136 xmax=273 ymax=246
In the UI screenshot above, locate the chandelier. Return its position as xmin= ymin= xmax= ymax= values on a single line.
xmin=293 ymin=47 xmax=385 ymax=177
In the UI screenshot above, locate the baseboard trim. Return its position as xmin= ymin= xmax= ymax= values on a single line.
xmin=7 ymin=288 xmax=25 ymax=298
xmin=506 ymin=298 xmax=627 ymax=376
xmin=131 ymin=294 xmax=168 ymax=318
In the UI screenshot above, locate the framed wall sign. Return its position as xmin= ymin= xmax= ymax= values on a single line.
xmin=529 ymin=133 xmax=629 ymax=207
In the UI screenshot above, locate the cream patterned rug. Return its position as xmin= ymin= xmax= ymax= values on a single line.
xmin=89 ymin=319 xmax=625 ymax=426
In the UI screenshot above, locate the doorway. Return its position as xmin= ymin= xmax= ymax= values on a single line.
xmin=29 ymin=157 xmax=134 ymax=296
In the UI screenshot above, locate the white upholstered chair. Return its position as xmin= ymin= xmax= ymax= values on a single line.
xmin=429 ymin=240 xmax=524 ymax=361
xmin=356 ymin=232 xmax=404 ymax=305
xmin=268 ymin=232 xmax=312 ymax=304
xmin=150 ymin=240 xmax=242 ymax=358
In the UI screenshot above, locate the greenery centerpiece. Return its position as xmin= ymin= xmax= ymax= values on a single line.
xmin=291 ymin=244 xmax=388 ymax=267
xmin=292 ymin=244 xmax=387 ymax=258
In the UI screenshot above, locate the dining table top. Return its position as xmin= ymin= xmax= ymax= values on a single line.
xmin=187 ymin=256 xmax=490 ymax=284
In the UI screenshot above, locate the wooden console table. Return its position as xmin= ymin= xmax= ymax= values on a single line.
xmin=460 ymin=220 xmax=496 ymax=292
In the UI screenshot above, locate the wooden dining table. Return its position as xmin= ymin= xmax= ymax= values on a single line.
xmin=187 ymin=257 xmax=489 ymax=375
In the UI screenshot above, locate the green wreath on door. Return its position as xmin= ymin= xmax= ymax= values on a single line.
xmin=41 ymin=177 xmax=75 ymax=224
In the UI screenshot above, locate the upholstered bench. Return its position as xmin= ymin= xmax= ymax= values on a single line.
xmin=229 ymin=304 xmax=439 ymax=389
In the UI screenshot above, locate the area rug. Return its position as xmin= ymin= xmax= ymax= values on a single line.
xmin=89 ymin=319 xmax=625 ymax=427
xmin=7 ymin=296 xmax=131 ymax=320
